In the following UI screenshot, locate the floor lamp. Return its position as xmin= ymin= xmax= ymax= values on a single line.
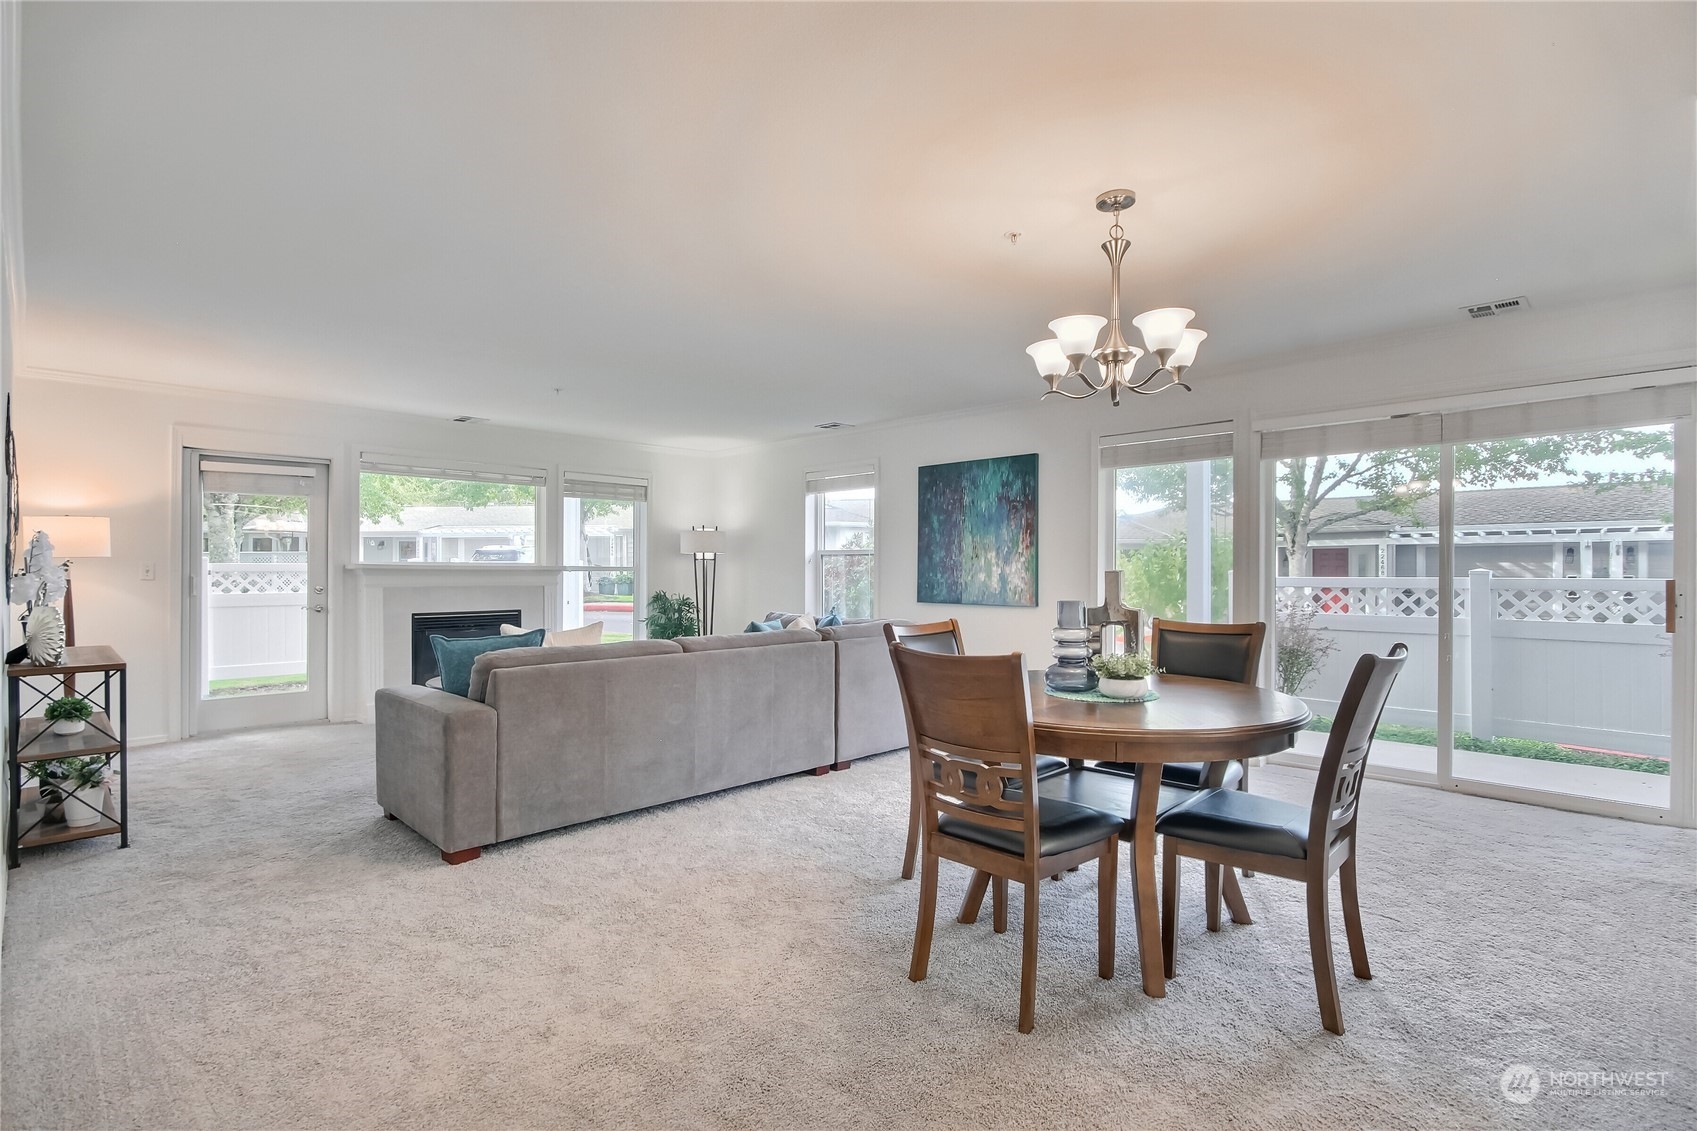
xmin=680 ymin=526 xmax=724 ymax=637
xmin=20 ymin=514 xmax=112 ymax=647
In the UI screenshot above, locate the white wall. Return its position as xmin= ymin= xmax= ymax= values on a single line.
xmin=12 ymin=374 xmax=720 ymax=742
xmin=716 ymin=286 xmax=1697 ymax=665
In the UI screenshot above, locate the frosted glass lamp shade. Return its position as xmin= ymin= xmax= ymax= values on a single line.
xmin=1168 ymin=328 xmax=1207 ymax=369
xmin=679 ymin=527 xmax=725 ymax=557
xmin=1025 ymin=339 xmax=1070 ymax=378
xmin=1131 ymin=307 xmax=1195 ymax=353
xmin=1048 ymin=315 xmax=1107 ymax=359
xmin=22 ymin=515 xmax=111 ymax=558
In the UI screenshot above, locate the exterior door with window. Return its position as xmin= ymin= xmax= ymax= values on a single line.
xmin=189 ymin=454 xmax=330 ymax=733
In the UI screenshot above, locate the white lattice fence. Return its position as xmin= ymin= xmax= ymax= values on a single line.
xmin=207 ymin=563 xmax=308 ymax=596
xmin=1492 ymin=581 xmax=1666 ymax=626
xmin=1277 ymin=577 xmax=1466 ymax=618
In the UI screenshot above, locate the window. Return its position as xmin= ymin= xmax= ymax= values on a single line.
xmin=563 ymin=474 xmax=647 ymax=642
xmin=358 ymin=456 xmax=544 ymax=563
xmin=806 ymin=469 xmax=876 ymax=619
xmin=1102 ymin=428 xmax=1233 ymax=627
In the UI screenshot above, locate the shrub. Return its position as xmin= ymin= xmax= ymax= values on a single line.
xmin=644 ymin=591 xmax=699 ymax=640
xmin=1274 ymin=599 xmax=1338 ymax=697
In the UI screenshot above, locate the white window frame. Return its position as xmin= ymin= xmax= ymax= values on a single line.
xmin=805 ymin=466 xmax=877 ymax=619
xmin=560 ymin=472 xmax=648 ymax=639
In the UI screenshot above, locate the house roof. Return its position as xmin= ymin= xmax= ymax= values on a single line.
xmin=1116 ymin=482 xmax=1674 ymax=545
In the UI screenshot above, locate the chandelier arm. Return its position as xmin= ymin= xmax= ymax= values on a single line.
xmin=1041 ymin=385 xmax=1099 ymax=401
xmin=1070 ymin=366 xmax=1110 ymax=392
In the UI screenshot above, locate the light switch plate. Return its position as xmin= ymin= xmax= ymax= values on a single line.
xmin=140 ymin=563 xmax=156 ymax=581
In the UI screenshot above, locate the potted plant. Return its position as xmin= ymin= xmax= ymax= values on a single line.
xmin=44 ymin=696 xmax=94 ymax=736
xmin=1090 ymin=651 xmax=1155 ymax=700
xmin=56 ymin=756 xmax=107 ymax=828
xmin=23 ymin=760 xmax=69 ymax=823
xmin=644 ymin=591 xmax=699 ymax=640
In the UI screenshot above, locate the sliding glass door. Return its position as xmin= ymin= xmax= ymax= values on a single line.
xmin=1262 ymin=384 xmax=1693 ymax=819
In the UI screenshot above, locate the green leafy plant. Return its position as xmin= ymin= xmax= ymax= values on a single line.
xmin=644 ymin=591 xmax=699 ymax=640
xmin=24 ymin=760 xmax=68 ymax=804
xmin=43 ymin=697 xmax=94 ymax=723
xmin=55 ymin=756 xmax=106 ymax=790
xmin=1090 ymin=651 xmax=1154 ymax=680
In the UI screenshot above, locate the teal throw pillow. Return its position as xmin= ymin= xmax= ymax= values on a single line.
xmin=744 ymin=619 xmax=786 ymax=633
xmin=817 ymin=612 xmax=843 ymax=627
xmin=430 ymin=629 xmax=545 ymax=697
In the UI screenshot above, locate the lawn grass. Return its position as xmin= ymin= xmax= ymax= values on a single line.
xmin=207 ymin=674 xmax=307 ymax=698
xmin=1308 ymin=716 xmax=1669 ymax=775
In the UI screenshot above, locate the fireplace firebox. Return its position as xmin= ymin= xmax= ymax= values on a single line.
xmin=411 ymin=610 xmax=523 ymax=685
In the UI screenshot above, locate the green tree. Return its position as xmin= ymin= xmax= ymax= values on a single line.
xmin=821 ymin=530 xmax=874 ymax=619
xmin=1117 ymin=531 xmax=1232 ymax=622
xmin=359 ymin=474 xmax=535 ymax=523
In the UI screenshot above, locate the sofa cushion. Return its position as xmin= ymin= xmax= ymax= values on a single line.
xmin=468 ymin=639 xmax=684 ymax=702
xmin=678 ymin=628 xmax=821 ymax=652
xmin=500 ymin=622 xmax=605 ymax=648
xmin=819 ymin=620 xmax=908 ymax=642
xmin=432 ymin=630 xmax=545 ymax=697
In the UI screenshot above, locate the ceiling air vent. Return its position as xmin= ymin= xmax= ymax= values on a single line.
xmin=1462 ymin=296 xmax=1529 ymax=320
xmin=450 ymin=415 xmax=490 ymax=424
xmin=814 ymin=421 xmax=852 ymax=430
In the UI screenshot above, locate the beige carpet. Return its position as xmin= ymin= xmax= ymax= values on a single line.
xmin=3 ymin=723 xmax=1693 ymax=1130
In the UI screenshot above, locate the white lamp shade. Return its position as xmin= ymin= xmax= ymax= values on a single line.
xmin=1048 ymin=315 xmax=1107 ymax=358
xmin=1025 ymin=339 xmax=1069 ymax=378
xmin=1131 ymin=307 xmax=1195 ymax=353
xmin=22 ymin=515 xmax=111 ymax=558
xmin=679 ymin=527 xmax=725 ymax=556
xmin=1168 ymin=328 xmax=1207 ymax=369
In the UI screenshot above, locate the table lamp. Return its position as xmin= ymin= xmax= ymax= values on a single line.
xmin=21 ymin=515 xmax=111 ymax=647
xmin=679 ymin=526 xmax=725 ymax=636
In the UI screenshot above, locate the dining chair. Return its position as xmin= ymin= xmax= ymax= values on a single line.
xmin=890 ymin=645 xmax=1122 ymax=1034
xmin=1148 ymin=618 xmax=1267 ymax=790
xmin=1156 ymin=643 xmax=1407 ymax=1035
xmin=886 ymin=620 xmax=1069 ymax=880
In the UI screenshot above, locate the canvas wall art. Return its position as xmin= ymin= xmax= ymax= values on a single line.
xmin=916 ymin=453 xmax=1038 ymax=606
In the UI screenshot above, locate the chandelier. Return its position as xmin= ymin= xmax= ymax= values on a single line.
xmin=1026 ymin=189 xmax=1205 ymax=405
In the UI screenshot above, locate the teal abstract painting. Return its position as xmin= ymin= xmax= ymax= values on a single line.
xmin=917 ymin=453 xmax=1038 ymax=606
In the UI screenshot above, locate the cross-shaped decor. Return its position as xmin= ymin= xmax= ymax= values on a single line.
xmin=1086 ymin=570 xmax=1142 ymax=655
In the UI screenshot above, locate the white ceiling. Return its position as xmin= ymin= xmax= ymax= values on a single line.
xmin=18 ymin=1 xmax=1696 ymax=450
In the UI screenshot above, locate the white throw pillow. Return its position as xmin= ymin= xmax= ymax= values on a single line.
xmin=788 ymin=615 xmax=817 ymax=631
xmin=500 ymin=622 xmax=606 ymax=648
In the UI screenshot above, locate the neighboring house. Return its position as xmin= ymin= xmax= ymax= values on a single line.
xmin=1117 ymin=483 xmax=1673 ymax=580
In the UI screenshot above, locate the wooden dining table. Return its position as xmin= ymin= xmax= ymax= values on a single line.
xmin=1027 ymin=671 xmax=1312 ymax=998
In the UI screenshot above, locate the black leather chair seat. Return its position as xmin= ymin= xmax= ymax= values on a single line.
xmin=937 ymin=797 xmax=1125 ymax=858
xmin=1025 ymin=766 xmax=1199 ymax=823
xmin=1079 ymin=759 xmax=1243 ymax=790
xmin=1159 ymin=759 xmax=1244 ymax=789
xmin=1154 ymin=787 xmax=1311 ymax=860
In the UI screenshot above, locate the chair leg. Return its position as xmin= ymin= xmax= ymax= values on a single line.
xmin=1307 ymin=875 xmax=1344 ymax=1035
xmin=1205 ymin=862 xmax=1222 ymax=932
xmin=1238 ymin=760 xmax=1254 ymax=878
xmin=909 ymin=851 xmax=939 ymax=983
xmin=1339 ymin=854 xmax=1372 ymax=980
xmin=958 ymin=869 xmax=990 ymax=925
xmin=1098 ymin=839 xmax=1117 ymax=980
xmin=1161 ymin=841 xmax=1179 ymax=979
xmin=901 ymin=762 xmax=922 ymax=881
xmin=1019 ymin=879 xmax=1039 ymax=1033
xmin=1222 ymin=869 xmax=1255 ymax=925
xmin=992 ymin=876 xmax=1009 ymax=934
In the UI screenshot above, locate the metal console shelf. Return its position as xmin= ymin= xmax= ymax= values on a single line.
xmin=7 ymin=645 xmax=129 ymax=868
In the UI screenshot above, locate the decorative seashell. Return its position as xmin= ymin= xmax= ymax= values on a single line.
xmin=25 ymin=604 xmax=66 ymax=666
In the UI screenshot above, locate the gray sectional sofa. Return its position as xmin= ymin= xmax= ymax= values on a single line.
xmin=375 ymin=623 xmax=908 ymax=862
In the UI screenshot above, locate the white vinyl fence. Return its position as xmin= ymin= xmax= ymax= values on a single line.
xmin=1278 ymin=571 xmax=1671 ymax=757
xmin=204 ymin=563 xmax=308 ymax=685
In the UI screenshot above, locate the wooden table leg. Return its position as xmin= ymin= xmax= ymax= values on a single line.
xmin=1130 ymin=761 xmax=1165 ymax=999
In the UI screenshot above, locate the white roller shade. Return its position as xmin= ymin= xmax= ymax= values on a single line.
xmin=1441 ymin=384 xmax=1694 ymax=444
xmin=560 ymin=474 xmax=648 ymax=503
xmin=361 ymin=454 xmax=545 ymax=486
xmin=1260 ymin=413 xmax=1443 ymax=461
xmin=805 ymin=468 xmax=876 ymax=494
xmin=1100 ymin=427 xmax=1233 ymax=469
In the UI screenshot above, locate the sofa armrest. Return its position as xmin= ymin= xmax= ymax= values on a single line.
xmin=375 ymin=685 xmax=498 ymax=854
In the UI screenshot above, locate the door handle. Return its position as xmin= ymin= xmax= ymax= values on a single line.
xmin=312 ymin=605 xmax=326 ymax=614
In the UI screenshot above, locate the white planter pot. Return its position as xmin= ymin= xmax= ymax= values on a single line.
xmin=62 ymin=782 xmax=105 ymax=827
xmin=50 ymin=718 xmax=87 ymax=736
xmin=1097 ymin=676 xmax=1150 ymax=700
